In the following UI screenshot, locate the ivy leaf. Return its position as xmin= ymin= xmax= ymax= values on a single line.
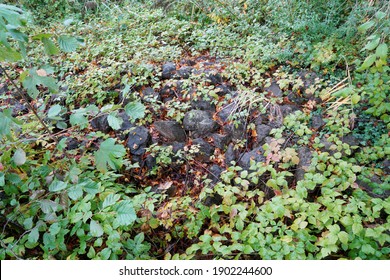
xmin=94 ymin=138 xmax=126 ymax=173
xmin=28 ymin=228 xmax=39 ymax=244
xmin=90 ymin=219 xmax=104 ymax=237
xmin=125 ymin=101 xmax=145 ymax=122
xmin=47 ymin=104 xmax=62 ymax=119
xmin=58 ymin=35 xmax=81 ymax=52
xmin=338 ymin=231 xmax=349 ymax=245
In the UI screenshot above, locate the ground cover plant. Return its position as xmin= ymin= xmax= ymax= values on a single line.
xmin=0 ymin=0 xmax=389 ymax=260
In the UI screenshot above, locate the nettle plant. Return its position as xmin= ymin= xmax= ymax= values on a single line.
xmin=0 ymin=4 xmax=154 ymax=259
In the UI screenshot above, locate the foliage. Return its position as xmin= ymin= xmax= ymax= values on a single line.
xmin=1 ymin=0 xmax=389 ymax=260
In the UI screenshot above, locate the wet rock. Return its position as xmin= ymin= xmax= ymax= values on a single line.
xmin=115 ymin=112 xmax=134 ymax=140
xmin=154 ymin=120 xmax=186 ymax=142
xmin=145 ymin=155 xmax=156 ymax=170
xmin=215 ymin=84 xmax=232 ymax=96
xmin=203 ymin=193 xmax=223 ymax=206
xmin=256 ymin=124 xmax=272 ymax=145
xmin=206 ymin=71 xmax=223 ymax=85
xmin=126 ymin=126 xmax=150 ymax=156
xmin=159 ymin=83 xmax=176 ymax=101
xmin=212 ymin=133 xmax=231 ymax=149
xmin=142 ymin=87 xmax=160 ymax=102
xmin=180 ymin=59 xmax=196 ymax=66
xmin=0 ymin=84 xmax=8 ymax=94
xmin=225 ymin=143 xmax=237 ymax=165
xmin=191 ymin=100 xmax=216 ymax=112
xmin=311 ymin=114 xmax=325 ymax=130
xmin=295 ymin=146 xmax=312 ymax=182
xmin=217 ymin=103 xmax=236 ymax=123
xmin=176 ymin=66 xmax=193 ymax=79
xmin=65 ymin=137 xmax=80 ymax=150
xmin=381 ymin=159 xmax=390 ymax=175
xmin=11 ymin=102 xmax=28 ymax=117
xmin=208 ymin=164 xmax=223 ymax=184
xmin=224 ymin=122 xmax=246 ymax=141
xmin=265 ymin=81 xmax=282 ymax=97
xmin=280 ymin=104 xmax=300 ymax=118
xmin=356 ymin=175 xmax=390 ymax=198
xmin=91 ymin=114 xmax=111 ymax=133
xmin=162 ymin=62 xmax=176 ymax=79
xmin=192 ymin=138 xmax=214 ymax=162
xmin=238 ymin=147 xmax=266 ymax=169
xmin=341 ymin=134 xmax=360 ymax=147
xmin=172 ymin=141 xmax=186 ymax=154
xmin=183 ymin=110 xmax=219 ymax=137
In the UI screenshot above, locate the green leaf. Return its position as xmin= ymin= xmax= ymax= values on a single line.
xmin=90 ymin=219 xmax=104 ymax=237
xmin=351 ymin=94 xmax=360 ymax=105
xmin=58 ymin=35 xmax=80 ymax=52
xmin=338 ymin=231 xmax=349 ymax=245
xmin=68 ymin=185 xmax=83 ymax=200
xmin=357 ymin=55 xmax=376 ymax=71
xmin=358 ymin=21 xmax=375 ymax=33
xmin=0 ymin=45 xmax=22 ymax=62
xmin=102 ymin=193 xmax=120 ymax=209
xmin=375 ymin=43 xmax=388 ymax=60
xmin=28 ymin=228 xmax=39 ymax=243
xmin=13 ymin=148 xmax=26 ymax=166
xmin=113 ymin=200 xmax=136 ymax=228
xmin=363 ymin=37 xmax=380 ymax=51
xmin=49 ymin=180 xmax=68 ymax=192
xmin=42 ymin=37 xmax=59 ymax=55
xmin=48 ymin=104 xmax=62 ymax=118
xmin=94 ymin=138 xmax=126 ymax=173
xmin=361 ymin=244 xmax=376 ymax=255
xmin=21 ymin=69 xmax=58 ymax=98
xmin=375 ymin=11 xmax=386 ymax=20
xmin=125 ymin=101 xmax=145 ymax=121
xmin=107 ymin=113 xmax=123 ymax=130
xmin=333 ymin=87 xmax=353 ymax=98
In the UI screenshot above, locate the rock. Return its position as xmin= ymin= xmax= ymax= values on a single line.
xmin=256 ymin=124 xmax=272 ymax=145
xmin=11 ymin=102 xmax=28 ymax=117
xmin=126 ymin=126 xmax=150 ymax=156
xmin=212 ymin=133 xmax=231 ymax=149
xmin=172 ymin=141 xmax=186 ymax=154
xmin=154 ymin=121 xmax=186 ymax=142
xmin=265 ymin=81 xmax=282 ymax=97
xmin=224 ymin=122 xmax=246 ymax=141
xmin=356 ymin=175 xmax=390 ymax=198
xmin=217 ymin=103 xmax=236 ymax=123
xmin=280 ymin=104 xmax=300 ymax=118
xmin=65 ymin=137 xmax=80 ymax=150
xmin=176 ymin=66 xmax=193 ymax=79
xmin=295 ymin=146 xmax=312 ymax=182
xmin=145 ymin=155 xmax=156 ymax=171
xmin=208 ymin=164 xmax=223 ymax=184
xmin=84 ymin=1 xmax=98 ymax=11
xmin=180 ymin=59 xmax=196 ymax=66
xmin=215 ymin=84 xmax=232 ymax=96
xmin=203 ymin=193 xmax=223 ymax=206
xmin=142 ymin=87 xmax=160 ymax=102
xmin=183 ymin=110 xmax=219 ymax=137
xmin=159 ymin=82 xmax=176 ymax=102
xmin=341 ymin=134 xmax=360 ymax=147
xmin=161 ymin=62 xmax=176 ymax=79
xmin=225 ymin=143 xmax=237 ymax=165
xmin=91 ymin=114 xmax=111 ymax=133
xmin=311 ymin=114 xmax=325 ymax=130
xmin=191 ymin=100 xmax=216 ymax=112
xmin=206 ymin=71 xmax=223 ymax=85
xmin=381 ymin=159 xmax=390 ymax=175
xmin=115 ymin=112 xmax=134 ymax=140
xmin=238 ymin=147 xmax=266 ymax=169
xmin=0 ymin=84 xmax=8 ymax=94
xmin=192 ymin=138 xmax=214 ymax=162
